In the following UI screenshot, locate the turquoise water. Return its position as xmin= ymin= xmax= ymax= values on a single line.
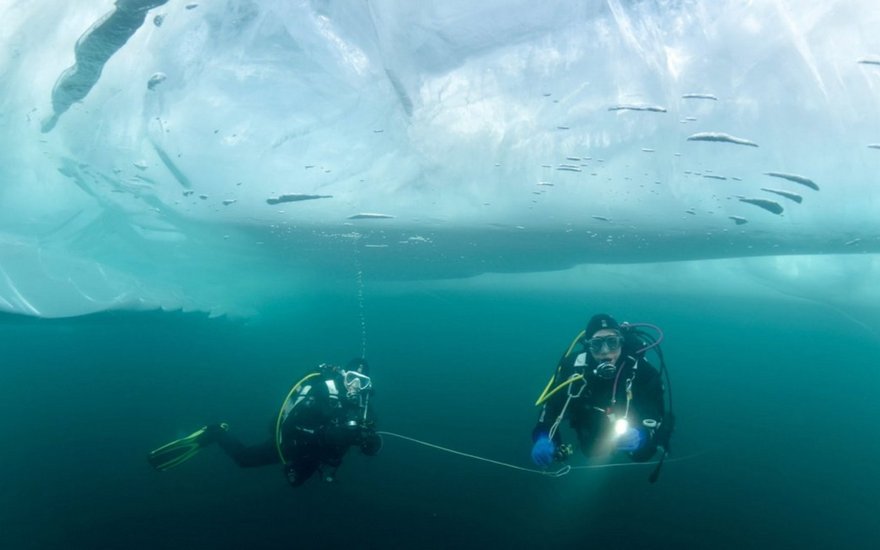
xmin=1 ymin=284 xmax=878 ymax=548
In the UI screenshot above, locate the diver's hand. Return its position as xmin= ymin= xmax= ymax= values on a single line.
xmin=616 ymin=427 xmax=644 ymax=452
xmin=531 ymin=434 xmax=556 ymax=468
xmin=285 ymin=463 xmax=301 ymax=487
xmin=360 ymin=430 xmax=382 ymax=456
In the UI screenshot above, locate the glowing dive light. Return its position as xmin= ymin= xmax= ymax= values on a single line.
xmin=614 ymin=418 xmax=630 ymax=436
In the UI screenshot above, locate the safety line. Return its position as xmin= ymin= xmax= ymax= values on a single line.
xmin=378 ymin=431 xmax=570 ymax=477
xmin=377 ymin=431 xmax=702 ymax=477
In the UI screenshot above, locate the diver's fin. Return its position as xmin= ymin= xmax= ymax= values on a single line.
xmin=147 ymin=423 xmax=228 ymax=471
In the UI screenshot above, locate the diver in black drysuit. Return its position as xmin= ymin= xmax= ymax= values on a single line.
xmin=532 ymin=314 xmax=671 ymax=466
xmin=211 ymin=359 xmax=382 ymax=486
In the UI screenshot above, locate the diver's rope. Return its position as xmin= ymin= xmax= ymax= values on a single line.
xmin=377 ymin=431 xmax=702 ymax=476
xmin=377 ymin=431 xmax=570 ymax=477
xmin=376 ymin=432 xmax=706 ymax=477
xmin=569 ymin=451 xmax=704 ymax=470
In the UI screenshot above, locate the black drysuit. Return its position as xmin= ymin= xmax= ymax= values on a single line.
xmin=216 ymin=368 xmax=380 ymax=486
xmin=533 ymin=347 xmax=666 ymax=462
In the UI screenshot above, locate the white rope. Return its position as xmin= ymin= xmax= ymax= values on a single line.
xmin=377 ymin=431 xmax=570 ymax=477
xmin=569 ymin=451 xmax=705 ymax=470
xmin=377 ymin=431 xmax=703 ymax=477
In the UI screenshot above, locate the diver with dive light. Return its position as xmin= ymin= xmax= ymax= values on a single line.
xmin=147 ymin=358 xmax=381 ymax=487
xmin=531 ymin=314 xmax=675 ymax=481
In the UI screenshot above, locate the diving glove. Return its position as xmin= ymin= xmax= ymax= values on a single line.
xmin=615 ymin=427 xmax=644 ymax=452
xmin=530 ymin=434 xmax=556 ymax=467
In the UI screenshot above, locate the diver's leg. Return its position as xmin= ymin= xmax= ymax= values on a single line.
xmin=216 ymin=432 xmax=280 ymax=468
xmin=285 ymin=455 xmax=320 ymax=487
xmin=147 ymin=423 xmax=229 ymax=471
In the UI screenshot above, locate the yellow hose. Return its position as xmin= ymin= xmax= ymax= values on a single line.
xmin=274 ymin=372 xmax=321 ymax=463
xmin=534 ymin=329 xmax=587 ymax=406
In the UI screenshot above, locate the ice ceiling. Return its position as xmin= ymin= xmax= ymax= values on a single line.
xmin=0 ymin=0 xmax=879 ymax=317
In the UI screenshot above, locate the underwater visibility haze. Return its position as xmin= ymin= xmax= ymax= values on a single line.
xmin=1 ymin=1 xmax=879 ymax=548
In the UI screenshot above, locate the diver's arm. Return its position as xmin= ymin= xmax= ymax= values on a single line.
xmin=533 ymin=404 xmax=561 ymax=444
xmin=357 ymin=393 xmax=381 ymax=455
xmin=639 ymin=363 xmax=665 ymax=420
xmin=629 ymin=366 xmax=665 ymax=462
xmin=359 ymin=429 xmax=382 ymax=455
xmin=532 ymin=365 xmax=568 ymax=445
xmin=362 ymin=392 xmax=377 ymax=427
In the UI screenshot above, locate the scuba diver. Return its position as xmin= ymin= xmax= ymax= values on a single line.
xmin=148 ymin=358 xmax=382 ymax=487
xmin=531 ymin=314 xmax=675 ymax=481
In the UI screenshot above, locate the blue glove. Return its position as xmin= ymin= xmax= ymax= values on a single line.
xmin=616 ymin=427 xmax=644 ymax=452
xmin=531 ymin=434 xmax=556 ymax=467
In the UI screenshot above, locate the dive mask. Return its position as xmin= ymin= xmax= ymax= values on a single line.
xmin=586 ymin=334 xmax=624 ymax=354
xmin=343 ymin=370 xmax=372 ymax=398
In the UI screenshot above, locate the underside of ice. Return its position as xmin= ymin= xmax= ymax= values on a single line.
xmin=1 ymin=0 xmax=879 ymax=317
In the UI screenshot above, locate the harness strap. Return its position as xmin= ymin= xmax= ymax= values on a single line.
xmin=548 ymin=374 xmax=586 ymax=440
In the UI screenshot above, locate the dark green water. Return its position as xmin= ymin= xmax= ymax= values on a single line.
xmin=1 ymin=283 xmax=878 ymax=549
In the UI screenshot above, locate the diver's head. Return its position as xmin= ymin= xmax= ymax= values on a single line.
xmin=584 ymin=314 xmax=624 ymax=376
xmin=343 ymin=358 xmax=372 ymax=398
xmin=346 ymin=357 xmax=370 ymax=375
